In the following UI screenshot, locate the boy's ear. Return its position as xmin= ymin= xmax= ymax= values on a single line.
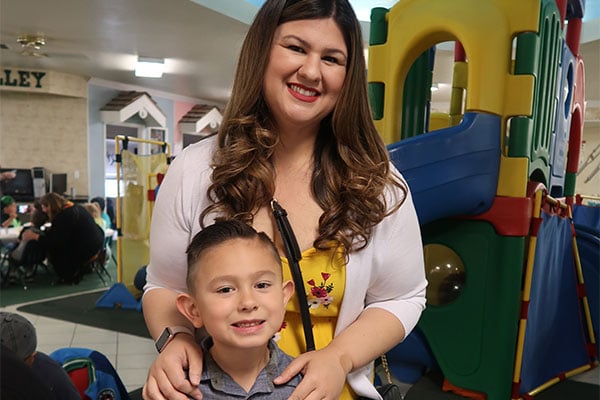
xmin=282 ymin=280 xmax=294 ymax=306
xmin=176 ymin=293 xmax=203 ymax=328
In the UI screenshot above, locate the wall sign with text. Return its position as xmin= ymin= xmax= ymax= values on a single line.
xmin=0 ymin=67 xmax=87 ymax=97
xmin=0 ymin=69 xmax=46 ymax=88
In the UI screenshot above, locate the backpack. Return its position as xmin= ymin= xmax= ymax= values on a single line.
xmin=49 ymin=347 xmax=131 ymax=400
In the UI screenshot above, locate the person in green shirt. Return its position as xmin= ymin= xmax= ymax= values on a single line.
xmin=1 ymin=195 xmax=22 ymax=229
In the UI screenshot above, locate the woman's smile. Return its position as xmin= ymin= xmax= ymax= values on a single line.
xmin=288 ymin=83 xmax=320 ymax=102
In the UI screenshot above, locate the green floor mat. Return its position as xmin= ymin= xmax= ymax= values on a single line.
xmin=0 ymin=263 xmax=117 ymax=307
xmin=17 ymin=289 xmax=149 ymax=338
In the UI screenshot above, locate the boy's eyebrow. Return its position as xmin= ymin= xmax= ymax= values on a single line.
xmin=207 ymin=269 xmax=280 ymax=284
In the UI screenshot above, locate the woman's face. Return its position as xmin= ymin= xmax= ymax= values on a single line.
xmin=263 ymin=17 xmax=347 ymax=135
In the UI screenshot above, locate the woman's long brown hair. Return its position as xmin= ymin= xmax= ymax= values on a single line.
xmin=40 ymin=192 xmax=69 ymax=221
xmin=201 ymin=0 xmax=406 ymax=253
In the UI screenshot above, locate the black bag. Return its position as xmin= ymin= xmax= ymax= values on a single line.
xmin=270 ymin=199 xmax=403 ymax=400
xmin=365 ymin=384 xmax=403 ymax=400
xmin=356 ymin=355 xmax=403 ymax=399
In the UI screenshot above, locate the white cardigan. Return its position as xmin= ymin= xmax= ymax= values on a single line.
xmin=145 ymin=135 xmax=427 ymax=399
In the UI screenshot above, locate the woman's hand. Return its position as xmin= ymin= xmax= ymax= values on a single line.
xmin=21 ymin=229 xmax=39 ymax=241
xmin=274 ymin=346 xmax=351 ymax=400
xmin=143 ymin=334 xmax=204 ymax=400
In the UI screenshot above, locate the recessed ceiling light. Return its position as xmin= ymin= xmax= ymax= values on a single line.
xmin=135 ymin=57 xmax=164 ymax=78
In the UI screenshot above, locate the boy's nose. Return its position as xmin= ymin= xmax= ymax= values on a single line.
xmin=239 ymin=290 xmax=258 ymax=311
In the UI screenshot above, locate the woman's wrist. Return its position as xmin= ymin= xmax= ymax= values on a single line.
xmin=324 ymin=343 xmax=353 ymax=374
xmin=155 ymin=326 xmax=194 ymax=353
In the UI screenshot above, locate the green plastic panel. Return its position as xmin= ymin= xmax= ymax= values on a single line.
xmin=508 ymin=0 xmax=563 ymax=186
xmin=419 ymin=219 xmax=525 ymax=400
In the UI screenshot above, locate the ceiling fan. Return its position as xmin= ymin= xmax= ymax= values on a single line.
xmin=3 ymin=33 xmax=88 ymax=60
xmin=16 ymin=34 xmax=49 ymax=57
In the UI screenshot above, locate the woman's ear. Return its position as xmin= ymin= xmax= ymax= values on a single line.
xmin=176 ymin=293 xmax=203 ymax=328
xmin=282 ymin=280 xmax=295 ymax=306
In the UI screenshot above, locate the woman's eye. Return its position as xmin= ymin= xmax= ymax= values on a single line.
xmin=287 ymin=45 xmax=304 ymax=54
xmin=322 ymin=56 xmax=339 ymax=64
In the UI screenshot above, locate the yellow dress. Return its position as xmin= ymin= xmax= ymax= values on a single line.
xmin=275 ymin=245 xmax=355 ymax=399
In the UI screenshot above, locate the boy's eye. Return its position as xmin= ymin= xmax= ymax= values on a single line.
xmin=256 ymin=282 xmax=272 ymax=289
xmin=216 ymin=287 xmax=234 ymax=294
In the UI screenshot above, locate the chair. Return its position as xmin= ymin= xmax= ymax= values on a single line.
xmin=1 ymin=240 xmax=50 ymax=290
xmin=104 ymin=233 xmax=117 ymax=266
xmin=84 ymin=245 xmax=112 ymax=286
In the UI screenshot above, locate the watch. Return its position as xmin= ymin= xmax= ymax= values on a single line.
xmin=155 ymin=326 xmax=193 ymax=353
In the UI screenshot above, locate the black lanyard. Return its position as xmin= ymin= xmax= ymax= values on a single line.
xmin=270 ymin=199 xmax=316 ymax=352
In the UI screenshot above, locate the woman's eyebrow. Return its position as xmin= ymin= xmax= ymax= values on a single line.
xmin=281 ymin=34 xmax=347 ymax=58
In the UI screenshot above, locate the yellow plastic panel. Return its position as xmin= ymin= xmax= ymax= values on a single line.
xmin=497 ymin=155 xmax=529 ymax=197
xmin=430 ymin=112 xmax=451 ymax=131
xmin=368 ymin=0 xmax=539 ymax=143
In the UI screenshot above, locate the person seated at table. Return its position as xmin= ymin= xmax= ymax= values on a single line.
xmin=82 ymin=202 xmax=106 ymax=232
xmin=9 ymin=204 xmax=49 ymax=275
xmin=21 ymin=193 xmax=104 ymax=284
xmin=91 ymin=196 xmax=112 ymax=230
xmin=1 ymin=195 xmax=22 ymax=229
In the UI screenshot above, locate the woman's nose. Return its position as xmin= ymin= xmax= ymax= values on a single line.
xmin=298 ymin=54 xmax=321 ymax=84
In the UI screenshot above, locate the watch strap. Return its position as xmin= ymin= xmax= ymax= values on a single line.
xmin=155 ymin=326 xmax=193 ymax=353
xmin=169 ymin=326 xmax=193 ymax=337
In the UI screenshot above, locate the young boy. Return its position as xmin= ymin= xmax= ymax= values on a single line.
xmin=176 ymin=219 xmax=302 ymax=398
xmin=1 ymin=195 xmax=21 ymax=228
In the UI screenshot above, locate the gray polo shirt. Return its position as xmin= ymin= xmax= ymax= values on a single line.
xmin=196 ymin=337 xmax=302 ymax=399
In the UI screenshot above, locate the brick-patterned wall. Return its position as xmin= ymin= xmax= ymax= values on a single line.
xmin=0 ymin=91 xmax=89 ymax=196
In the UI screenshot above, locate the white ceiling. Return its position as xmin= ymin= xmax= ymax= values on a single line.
xmin=0 ymin=0 xmax=598 ymax=113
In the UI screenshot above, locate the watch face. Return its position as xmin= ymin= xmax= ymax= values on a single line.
xmin=155 ymin=328 xmax=172 ymax=352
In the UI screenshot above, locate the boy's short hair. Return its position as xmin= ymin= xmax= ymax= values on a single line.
xmin=185 ymin=219 xmax=281 ymax=291
xmin=0 ymin=312 xmax=37 ymax=360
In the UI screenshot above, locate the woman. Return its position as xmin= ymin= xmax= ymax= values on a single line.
xmin=143 ymin=1 xmax=427 ymax=399
xmin=21 ymin=193 xmax=105 ymax=284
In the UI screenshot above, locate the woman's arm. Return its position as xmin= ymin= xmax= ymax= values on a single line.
xmin=142 ymin=289 xmax=203 ymax=400
xmin=275 ymin=308 xmax=404 ymax=399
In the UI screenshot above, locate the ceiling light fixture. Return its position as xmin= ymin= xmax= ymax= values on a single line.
xmin=135 ymin=57 xmax=164 ymax=78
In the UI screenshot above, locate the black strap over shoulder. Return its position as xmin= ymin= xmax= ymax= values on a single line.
xmin=270 ymin=199 xmax=315 ymax=352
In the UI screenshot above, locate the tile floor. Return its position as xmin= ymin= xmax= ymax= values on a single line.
xmin=2 ymin=299 xmax=155 ymax=393
xmin=2 ymin=296 xmax=598 ymax=395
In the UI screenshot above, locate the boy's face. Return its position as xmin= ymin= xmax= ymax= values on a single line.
xmin=3 ymin=202 xmax=16 ymax=215
xmin=178 ymin=237 xmax=294 ymax=351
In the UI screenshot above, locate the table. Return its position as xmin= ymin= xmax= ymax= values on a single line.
xmin=0 ymin=227 xmax=21 ymax=244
